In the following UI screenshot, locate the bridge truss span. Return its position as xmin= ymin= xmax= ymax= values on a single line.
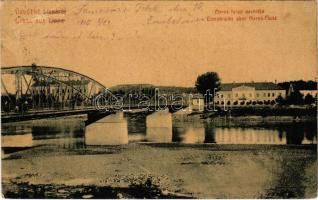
xmin=1 ymin=65 xmax=107 ymax=113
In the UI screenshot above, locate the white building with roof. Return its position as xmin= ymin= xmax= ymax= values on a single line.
xmin=214 ymin=82 xmax=286 ymax=106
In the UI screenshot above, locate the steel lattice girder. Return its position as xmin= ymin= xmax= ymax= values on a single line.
xmin=1 ymin=65 xmax=107 ymax=104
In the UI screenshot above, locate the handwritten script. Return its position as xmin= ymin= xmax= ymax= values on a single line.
xmin=7 ymin=2 xmax=279 ymax=41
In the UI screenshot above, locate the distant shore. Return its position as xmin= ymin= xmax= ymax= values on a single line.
xmin=189 ymin=106 xmax=316 ymax=117
xmin=222 ymin=106 xmax=316 ymax=116
xmin=174 ymin=106 xmax=317 ymax=126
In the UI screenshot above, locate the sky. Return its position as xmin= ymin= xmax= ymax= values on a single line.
xmin=1 ymin=1 xmax=317 ymax=87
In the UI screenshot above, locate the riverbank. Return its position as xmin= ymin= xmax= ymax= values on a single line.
xmin=205 ymin=115 xmax=317 ymax=127
xmin=186 ymin=106 xmax=317 ymax=118
xmin=2 ymin=143 xmax=317 ymax=198
xmin=221 ymin=106 xmax=317 ymax=117
xmin=174 ymin=111 xmax=317 ymax=127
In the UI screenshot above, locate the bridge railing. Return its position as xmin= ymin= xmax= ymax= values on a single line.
xmin=1 ymin=92 xmax=191 ymax=115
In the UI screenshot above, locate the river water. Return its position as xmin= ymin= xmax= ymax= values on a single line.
xmin=1 ymin=111 xmax=317 ymax=152
xmin=1 ymin=111 xmax=317 ymax=198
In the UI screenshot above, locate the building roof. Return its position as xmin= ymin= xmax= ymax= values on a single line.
xmin=220 ymin=82 xmax=284 ymax=91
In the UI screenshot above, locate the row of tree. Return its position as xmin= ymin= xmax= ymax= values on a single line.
xmin=276 ymin=91 xmax=316 ymax=106
xmin=278 ymin=80 xmax=317 ymax=91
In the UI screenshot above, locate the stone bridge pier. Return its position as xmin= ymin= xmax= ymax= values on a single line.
xmin=84 ymin=109 xmax=174 ymax=145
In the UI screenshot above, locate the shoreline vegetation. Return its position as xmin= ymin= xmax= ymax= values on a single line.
xmin=174 ymin=106 xmax=317 ymax=125
xmin=191 ymin=106 xmax=316 ymax=117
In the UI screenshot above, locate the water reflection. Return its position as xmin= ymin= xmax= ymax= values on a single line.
xmin=1 ymin=116 xmax=86 ymax=151
xmin=173 ymin=122 xmax=206 ymax=144
xmin=213 ymin=128 xmax=287 ymax=144
xmin=146 ymin=110 xmax=172 ymax=143
xmin=279 ymin=123 xmax=316 ymax=145
xmin=173 ymin=120 xmax=316 ymax=145
xmin=2 ymin=134 xmax=33 ymax=147
xmin=125 ymin=112 xmax=147 ymax=142
xmin=1 ymin=113 xmax=317 ymax=153
xmin=85 ymin=112 xmax=128 ymax=145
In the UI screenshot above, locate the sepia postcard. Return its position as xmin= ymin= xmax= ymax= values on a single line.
xmin=0 ymin=0 xmax=317 ymax=199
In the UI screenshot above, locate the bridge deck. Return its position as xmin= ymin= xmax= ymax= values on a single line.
xmin=1 ymin=104 xmax=187 ymax=123
xmin=1 ymin=108 xmax=99 ymax=123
